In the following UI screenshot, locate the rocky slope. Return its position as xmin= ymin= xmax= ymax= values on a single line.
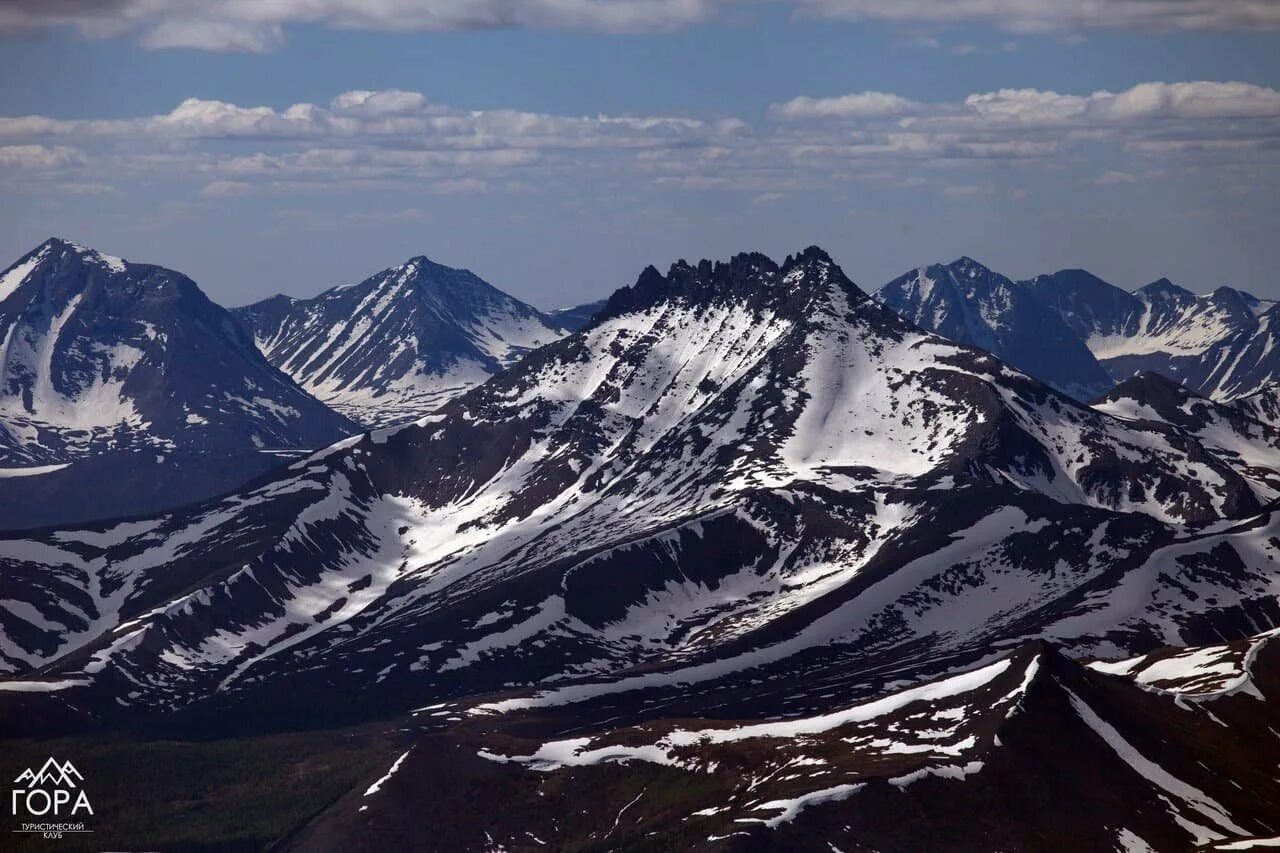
xmin=285 ymin=633 xmax=1280 ymax=851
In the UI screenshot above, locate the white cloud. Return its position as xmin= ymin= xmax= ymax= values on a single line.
xmin=1 ymin=0 xmax=1275 ymax=51
xmin=1100 ymin=81 xmax=1280 ymax=120
xmin=140 ymin=19 xmax=286 ymax=52
xmin=771 ymin=91 xmax=922 ymax=120
xmin=0 ymin=0 xmax=723 ymax=51
xmin=329 ymin=89 xmax=431 ymax=117
xmin=0 ymin=83 xmax=1276 ymax=204
xmin=0 ymin=144 xmax=81 ymax=169
xmin=791 ymin=0 xmax=1280 ymax=33
xmin=199 ymin=180 xmax=254 ymax=197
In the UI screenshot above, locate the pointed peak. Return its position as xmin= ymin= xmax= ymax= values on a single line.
xmin=388 ymin=255 xmax=491 ymax=292
xmin=1134 ymin=277 xmax=1194 ymax=301
xmin=29 ymin=237 xmax=128 ymax=275
xmin=401 ymin=255 xmax=442 ymax=272
xmin=1206 ymin=284 xmax=1260 ymax=307
xmin=637 ymin=264 xmax=665 ymax=287
xmin=783 ymin=245 xmax=835 ymax=268
xmin=949 ymin=255 xmax=992 ymax=273
xmin=1094 ymin=371 xmax=1199 ymax=406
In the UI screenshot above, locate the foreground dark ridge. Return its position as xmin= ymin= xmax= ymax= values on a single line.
xmin=284 ymin=635 xmax=1280 ymax=852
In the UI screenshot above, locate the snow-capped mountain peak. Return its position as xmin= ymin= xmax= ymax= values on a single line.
xmin=0 ymin=239 xmax=358 ymax=523
xmin=234 ymin=255 xmax=567 ymax=428
xmin=877 ymin=256 xmax=1115 ymax=400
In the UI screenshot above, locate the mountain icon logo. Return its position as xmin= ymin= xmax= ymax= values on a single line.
xmin=13 ymin=758 xmax=82 ymax=788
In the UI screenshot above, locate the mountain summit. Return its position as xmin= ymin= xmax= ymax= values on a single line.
xmin=876 ymin=256 xmax=1116 ymax=400
xmin=0 ymin=238 xmax=358 ymax=527
xmin=233 ymin=257 xmax=565 ymax=428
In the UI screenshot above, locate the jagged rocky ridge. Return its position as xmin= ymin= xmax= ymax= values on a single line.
xmin=233 ymin=257 xmax=566 ymax=428
xmin=4 ymin=248 xmax=1280 ymax=849
xmin=0 ymin=238 xmax=359 ymax=529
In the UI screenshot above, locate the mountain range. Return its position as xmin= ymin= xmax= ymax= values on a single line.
xmin=0 ymin=240 xmax=605 ymax=529
xmin=4 ymin=246 xmax=1280 ymax=850
xmin=878 ymin=256 xmax=1279 ymax=402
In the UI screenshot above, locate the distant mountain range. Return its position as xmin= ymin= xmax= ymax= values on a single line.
xmin=878 ymin=256 xmax=1278 ymax=402
xmin=878 ymin=257 xmax=1117 ymax=400
xmin=0 ymin=239 xmax=611 ymax=528
xmin=4 ymin=247 xmax=1280 ymax=849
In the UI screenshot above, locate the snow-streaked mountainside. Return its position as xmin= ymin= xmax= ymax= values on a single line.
xmin=876 ymin=257 xmax=1115 ymax=401
xmin=234 ymin=258 xmax=566 ymax=428
xmin=1 ymin=247 xmax=1277 ymax=702
xmin=882 ymin=259 xmax=1280 ymax=404
xmin=0 ymin=238 xmax=359 ymax=528
xmin=5 ymin=247 xmax=1280 ymax=849
xmin=287 ymin=634 xmax=1280 ymax=851
xmin=1042 ymin=274 xmax=1274 ymax=395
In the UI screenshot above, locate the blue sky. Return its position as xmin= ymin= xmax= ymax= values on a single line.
xmin=1 ymin=1 xmax=1278 ymax=308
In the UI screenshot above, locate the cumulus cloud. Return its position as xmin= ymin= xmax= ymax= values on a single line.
xmin=771 ymin=91 xmax=922 ymax=120
xmin=954 ymin=82 xmax=1280 ymax=126
xmin=0 ymin=83 xmax=1276 ymax=203
xmin=0 ymin=91 xmax=724 ymax=154
xmin=769 ymin=81 xmax=1280 ymax=165
xmin=0 ymin=144 xmax=81 ymax=169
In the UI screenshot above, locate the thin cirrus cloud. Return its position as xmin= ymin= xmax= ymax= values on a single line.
xmin=0 ymin=0 xmax=1277 ymax=51
xmin=0 ymin=0 xmax=723 ymax=51
xmin=0 ymin=82 xmax=1276 ymax=200
xmin=790 ymin=0 xmax=1280 ymax=33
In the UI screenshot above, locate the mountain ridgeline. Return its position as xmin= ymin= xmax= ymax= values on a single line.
xmin=3 ymin=247 xmax=1280 ymax=849
xmin=877 ymin=255 xmax=1278 ymax=402
xmin=0 ymin=239 xmax=605 ymax=528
